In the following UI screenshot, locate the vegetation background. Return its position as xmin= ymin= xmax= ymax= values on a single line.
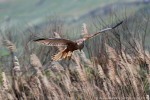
xmin=0 ymin=0 xmax=150 ymax=100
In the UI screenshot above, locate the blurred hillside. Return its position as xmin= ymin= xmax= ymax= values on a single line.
xmin=0 ymin=0 xmax=149 ymax=30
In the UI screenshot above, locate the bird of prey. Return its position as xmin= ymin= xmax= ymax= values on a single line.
xmin=33 ymin=21 xmax=123 ymax=61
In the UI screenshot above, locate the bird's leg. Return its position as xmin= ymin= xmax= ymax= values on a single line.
xmin=65 ymin=51 xmax=72 ymax=61
xmin=67 ymin=52 xmax=72 ymax=61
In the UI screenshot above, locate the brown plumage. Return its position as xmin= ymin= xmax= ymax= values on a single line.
xmin=33 ymin=21 xmax=123 ymax=61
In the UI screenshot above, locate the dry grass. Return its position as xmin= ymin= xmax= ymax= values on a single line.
xmin=0 ymin=15 xmax=149 ymax=100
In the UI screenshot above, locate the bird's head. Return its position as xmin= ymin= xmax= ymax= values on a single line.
xmin=76 ymin=39 xmax=84 ymax=51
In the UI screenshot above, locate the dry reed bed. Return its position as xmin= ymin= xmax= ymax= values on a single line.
xmin=0 ymin=22 xmax=149 ymax=100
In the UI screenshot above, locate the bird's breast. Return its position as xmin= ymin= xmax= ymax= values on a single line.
xmin=67 ymin=43 xmax=78 ymax=51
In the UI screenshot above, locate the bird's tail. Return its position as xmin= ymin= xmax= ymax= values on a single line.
xmin=52 ymin=49 xmax=72 ymax=61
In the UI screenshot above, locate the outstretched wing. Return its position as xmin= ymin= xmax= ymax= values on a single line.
xmin=33 ymin=38 xmax=75 ymax=46
xmin=84 ymin=21 xmax=123 ymax=40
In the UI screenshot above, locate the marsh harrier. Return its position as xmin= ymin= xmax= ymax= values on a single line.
xmin=34 ymin=21 xmax=123 ymax=61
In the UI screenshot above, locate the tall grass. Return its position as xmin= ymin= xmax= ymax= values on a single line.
xmin=0 ymin=13 xmax=149 ymax=100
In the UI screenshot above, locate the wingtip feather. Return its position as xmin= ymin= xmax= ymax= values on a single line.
xmin=112 ymin=21 xmax=123 ymax=29
xmin=33 ymin=38 xmax=47 ymax=42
